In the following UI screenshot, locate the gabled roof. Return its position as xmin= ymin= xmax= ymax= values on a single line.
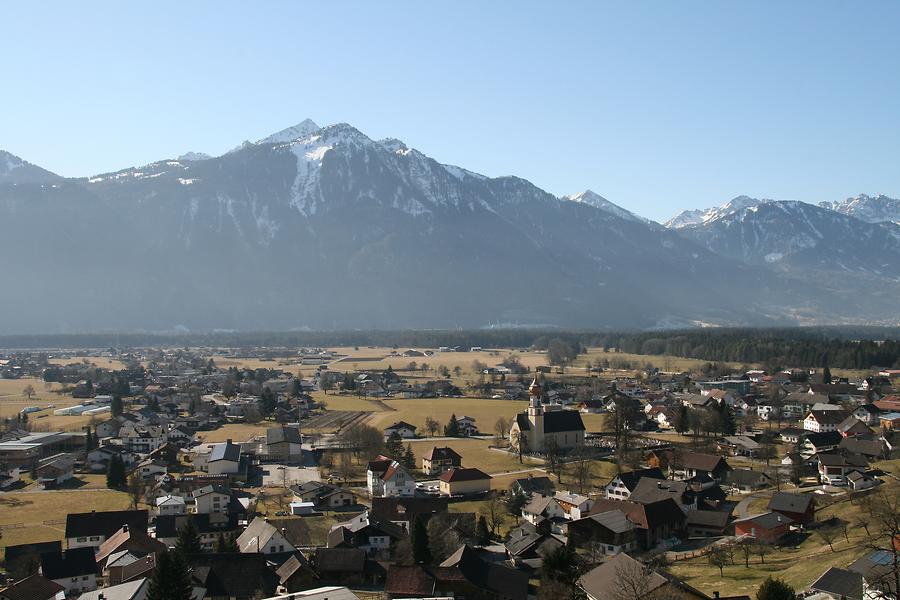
xmin=440 ymin=545 xmax=529 ymax=600
xmin=65 ymin=509 xmax=148 ymax=540
xmin=267 ymin=426 xmax=302 ymax=445
xmin=543 ymin=410 xmax=586 ymax=433
xmin=154 ymin=513 xmax=239 ymax=538
xmin=680 ymin=451 xmax=730 ymax=473
xmin=313 ymin=548 xmax=366 ymax=573
xmin=610 ymin=467 xmax=666 ymax=492
xmin=810 ymin=567 xmax=864 ymax=600
xmin=805 ymin=409 xmax=851 ymax=425
xmin=768 ymin=491 xmax=814 ymax=514
xmin=805 ymin=431 xmax=842 ymax=448
xmin=439 ymin=467 xmax=491 ymax=483
xmin=188 ymin=552 xmax=278 ymax=598
xmin=579 ymin=554 xmax=669 ymax=599
xmin=0 ymin=574 xmax=65 ymax=600
xmin=629 ymin=478 xmax=689 ymax=504
xmin=574 ymin=510 xmax=634 ymax=534
xmin=77 ymin=578 xmax=149 ymax=600
xmin=236 ymin=517 xmax=285 ymax=552
xmin=40 ymin=547 xmax=99 ymax=579
xmin=726 ymin=468 xmax=771 ymax=486
xmin=95 ymin=525 xmax=166 ymax=566
xmin=423 ymin=446 xmax=462 ymax=461
xmin=209 ymin=440 xmax=240 ymax=463
xmin=384 ymin=421 xmax=417 ymax=431
xmin=735 ymin=512 xmax=792 ymax=530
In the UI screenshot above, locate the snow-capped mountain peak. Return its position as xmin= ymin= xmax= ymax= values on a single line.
xmin=0 ymin=150 xmax=61 ymax=184
xmin=665 ymin=195 xmax=764 ymax=228
xmin=257 ymin=119 xmax=321 ymax=145
xmin=562 ymin=190 xmax=650 ymax=224
xmin=177 ymin=151 xmax=212 ymax=162
xmin=819 ymin=193 xmax=900 ymax=225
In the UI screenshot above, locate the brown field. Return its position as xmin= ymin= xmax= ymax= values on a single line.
xmin=0 ymin=489 xmax=135 ymax=552
xmin=0 ymin=377 xmax=96 ymax=431
xmin=46 ymin=357 xmax=129 ymax=370
xmin=405 ymin=438 xmax=543 ymax=475
xmin=366 ymin=397 xmax=529 ymax=433
xmin=199 ymin=423 xmax=269 ymax=443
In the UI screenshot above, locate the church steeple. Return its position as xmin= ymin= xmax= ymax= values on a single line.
xmin=528 ymin=375 xmax=543 ymax=416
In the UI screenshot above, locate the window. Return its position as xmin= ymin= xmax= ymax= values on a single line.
xmin=76 ymin=537 xmax=87 ymax=542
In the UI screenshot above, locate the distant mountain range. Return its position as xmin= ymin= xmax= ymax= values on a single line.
xmin=1 ymin=120 xmax=898 ymax=333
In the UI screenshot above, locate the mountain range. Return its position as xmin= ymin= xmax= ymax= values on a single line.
xmin=1 ymin=119 xmax=898 ymax=333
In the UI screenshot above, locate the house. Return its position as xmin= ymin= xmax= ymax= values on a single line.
xmin=134 ymin=458 xmax=168 ymax=480
xmin=725 ymin=469 xmax=771 ymax=493
xmin=155 ymin=494 xmax=187 ymax=516
xmin=685 ymin=509 xmax=732 ymax=537
xmin=846 ymin=470 xmax=879 ymax=492
xmin=438 ymin=467 xmax=491 ymax=497
xmin=154 ymin=513 xmax=240 ymax=551
xmin=312 ymin=548 xmax=381 ymax=587
xmin=186 ymin=553 xmax=279 ymax=600
xmin=522 ymin=495 xmax=567 ymax=529
xmin=880 ymin=412 xmax=900 ymax=430
xmin=77 ymin=578 xmax=151 ymax=600
xmin=421 ymin=446 xmax=462 ymax=475
xmin=65 ymin=509 xmax=149 ymax=550
xmin=803 ymin=431 xmax=843 ymax=457
xmin=327 ymin=512 xmax=406 ymax=557
xmin=837 ymin=416 xmax=874 ymax=438
xmin=386 ymin=548 xmax=531 ymax=599
xmin=816 ymin=450 xmax=869 ymax=485
xmin=39 ymin=547 xmax=99 ymax=596
xmin=369 ymin=497 xmax=450 ymax=531
xmin=554 ymin=490 xmax=593 ymax=519
xmin=204 ymin=440 xmax=242 ymax=475
xmin=733 ymin=512 xmax=792 ymax=543
xmin=672 ymin=451 xmax=732 ymax=482
xmin=2 ymin=541 xmax=63 ymax=580
xmin=803 ymin=409 xmax=851 ymax=433
xmin=274 ymin=555 xmax=318 ymax=593
xmin=35 ymin=453 xmax=75 ymax=487
xmin=291 ymin=481 xmax=357 ymax=510
xmin=192 ymin=485 xmax=238 ymax=515
xmin=454 ymin=416 xmax=478 ymax=437
xmin=94 ymin=525 xmax=167 ymax=572
xmin=768 ymin=491 xmax=815 ymax=525
xmin=509 ymin=474 xmax=555 ymax=498
xmin=603 ymin=467 xmax=666 ymax=500
xmin=366 ymin=456 xmax=416 ymax=497
xmin=628 ymin=478 xmax=696 ymax=511
xmin=0 ymin=462 xmax=21 ymax=489
xmin=382 ymin=421 xmax=417 ymax=440
xmin=567 ymin=510 xmax=636 ymax=555
xmin=0 ymin=575 xmax=66 ymax=600
xmin=849 ymin=550 xmax=900 ymax=598
xmin=852 ymin=404 xmax=881 ymax=425
xmin=808 ymin=566 xmax=864 ymax=600
xmin=504 ymin=523 xmax=567 ymax=567
xmin=236 ymin=516 xmax=297 ymax=554
xmin=266 ymin=426 xmax=302 ymax=463
xmin=578 ymin=553 xmax=708 ymax=600
xmin=717 ymin=435 xmax=760 ymax=458
xmin=780 ymin=427 xmax=806 ymax=444
xmin=839 ymin=436 xmax=890 ymax=460
xmin=509 ymin=377 xmax=586 ymax=453
xmin=586 ymin=498 xmax=686 ymax=550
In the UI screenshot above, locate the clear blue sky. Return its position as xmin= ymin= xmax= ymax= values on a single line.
xmin=3 ymin=1 xmax=899 ymax=222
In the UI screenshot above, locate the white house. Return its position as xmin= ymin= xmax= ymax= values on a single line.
xmin=554 ymin=491 xmax=593 ymax=520
xmin=382 ymin=421 xmax=417 ymax=440
xmin=155 ymin=494 xmax=186 ymax=517
xmin=193 ymin=485 xmax=233 ymax=515
xmin=205 ymin=440 xmax=241 ymax=476
xmin=236 ymin=517 xmax=296 ymax=554
xmin=366 ymin=456 xmax=415 ymax=497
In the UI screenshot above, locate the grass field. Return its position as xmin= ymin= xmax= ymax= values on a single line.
xmin=199 ymin=423 xmax=269 ymax=443
xmin=0 ymin=377 xmax=96 ymax=431
xmin=0 ymin=489 xmax=135 ymax=553
xmin=668 ymin=461 xmax=900 ymax=596
xmin=367 ymin=397 xmax=528 ymax=433
xmin=405 ymin=438 xmax=542 ymax=475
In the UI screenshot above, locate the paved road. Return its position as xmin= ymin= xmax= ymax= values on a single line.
xmin=734 ymin=490 xmax=771 ymax=518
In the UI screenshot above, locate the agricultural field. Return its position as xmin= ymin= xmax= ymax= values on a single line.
xmin=367 ymin=397 xmax=529 ymax=434
xmin=47 ymin=357 xmax=129 ymax=370
xmin=199 ymin=423 xmax=269 ymax=443
xmin=405 ymin=438 xmax=542 ymax=475
xmin=0 ymin=377 xmax=94 ymax=431
xmin=0 ymin=489 xmax=135 ymax=553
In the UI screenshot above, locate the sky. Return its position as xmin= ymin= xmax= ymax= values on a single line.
xmin=2 ymin=1 xmax=899 ymax=222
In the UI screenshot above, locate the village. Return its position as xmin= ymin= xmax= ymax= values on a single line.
xmin=0 ymin=342 xmax=899 ymax=600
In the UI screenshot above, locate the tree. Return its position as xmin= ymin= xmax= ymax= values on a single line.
xmin=111 ymin=394 xmax=124 ymax=417
xmin=545 ymin=437 xmax=563 ymax=482
xmin=539 ymin=545 xmax=584 ymax=600
xmin=259 ymin=386 xmax=277 ymax=416
xmin=570 ymin=447 xmax=594 ymax=494
xmin=752 ymin=541 xmax=772 ymax=564
xmin=738 ymin=539 xmax=754 ymax=567
xmin=403 ymin=444 xmax=416 ymax=470
xmin=755 ymin=577 xmax=795 ymax=600
xmin=385 ymin=431 xmax=405 ymax=460
xmin=453 ymin=366 xmax=462 ymax=378
xmin=504 ymin=489 xmax=527 ymax=524
xmin=673 ymin=404 xmax=690 ymax=434
xmin=475 ymin=515 xmax=491 ymax=545
xmin=511 ymin=429 xmax=527 ymax=463
xmin=84 ymin=426 xmax=95 ymax=451
xmin=483 ymin=495 xmax=505 ymax=537
xmin=215 ymin=532 xmax=239 ymax=552
xmin=106 ymin=454 xmax=126 ymax=488
xmin=817 ymin=525 xmax=839 ymax=552
xmin=412 ymin=516 xmax=431 ymax=564
xmin=147 ymin=550 xmax=194 ymax=600
xmin=22 ymin=384 xmax=36 ymax=401
xmin=822 ymin=362 xmax=832 ymax=385
xmin=444 ymin=414 xmax=460 ymax=437
xmin=707 ymin=545 xmax=729 ymax=577
xmin=127 ymin=473 xmax=146 ymax=509
xmin=493 ymin=417 xmax=509 ymax=446
xmin=175 ymin=519 xmax=203 ymax=556
xmin=424 ymin=417 xmax=439 ymax=438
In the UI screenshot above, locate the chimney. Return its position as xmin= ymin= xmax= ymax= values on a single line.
xmin=226 ymin=438 xmax=232 ymax=444
xmin=122 ymin=524 xmax=129 ymax=532
xmin=713 ymin=593 xmax=720 ymax=599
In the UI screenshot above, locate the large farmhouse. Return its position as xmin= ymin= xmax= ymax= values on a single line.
xmin=509 ymin=377 xmax=585 ymax=453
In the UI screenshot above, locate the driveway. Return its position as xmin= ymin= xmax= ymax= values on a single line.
xmin=260 ymin=464 xmax=321 ymax=487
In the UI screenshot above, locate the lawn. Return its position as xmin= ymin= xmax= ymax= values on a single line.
xmin=0 ymin=489 xmax=134 ymax=552
xmin=405 ymin=438 xmax=541 ymax=475
xmin=367 ymin=397 xmax=529 ymax=434
xmin=199 ymin=423 xmax=268 ymax=443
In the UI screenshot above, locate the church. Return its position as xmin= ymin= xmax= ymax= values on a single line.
xmin=509 ymin=376 xmax=586 ymax=453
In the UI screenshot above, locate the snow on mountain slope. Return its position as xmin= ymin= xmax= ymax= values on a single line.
xmin=257 ymin=118 xmax=320 ymax=145
xmin=0 ymin=150 xmax=61 ymax=184
xmin=562 ymin=190 xmax=653 ymax=225
xmin=665 ymin=195 xmax=764 ymax=228
xmin=820 ymin=194 xmax=900 ymax=225
xmin=177 ymin=151 xmax=212 ymax=162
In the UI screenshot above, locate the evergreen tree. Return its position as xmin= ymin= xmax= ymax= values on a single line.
xmin=385 ymin=432 xmax=405 ymax=460
xmin=756 ymin=577 xmax=795 ymax=600
xmin=215 ymin=532 xmax=239 ymax=552
xmin=475 ymin=515 xmax=491 ymax=545
xmin=674 ymin=404 xmax=690 ymax=434
xmin=822 ymin=362 xmax=832 ymax=385
xmin=84 ymin=426 xmax=94 ymax=451
xmin=504 ymin=489 xmax=528 ymax=524
xmin=147 ymin=396 xmax=160 ymax=412
xmin=720 ymin=403 xmax=737 ymax=435
xmin=411 ymin=516 xmax=431 ymax=564
xmin=403 ymin=444 xmax=416 ymax=470
xmin=147 ymin=550 xmax=194 ymax=600
xmin=106 ymin=454 xmax=126 ymax=488
xmin=260 ymin=387 xmax=277 ymax=416
xmin=443 ymin=414 xmax=461 ymax=437
xmin=175 ymin=519 xmax=203 ymax=556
